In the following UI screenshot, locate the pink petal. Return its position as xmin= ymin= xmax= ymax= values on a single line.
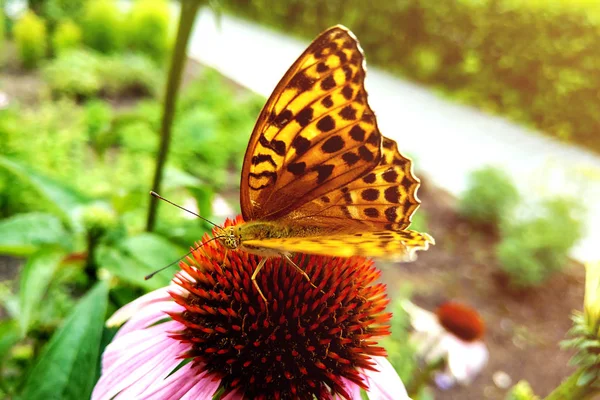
xmin=338 ymin=378 xmax=363 ymax=399
xmin=93 ymin=321 xmax=185 ymax=400
xmin=447 ymin=340 xmax=488 ymax=383
xmin=364 ymin=357 xmax=409 ymax=400
xmin=106 ymin=285 xmax=176 ymax=327
xmin=114 ymin=300 xmax=183 ymax=340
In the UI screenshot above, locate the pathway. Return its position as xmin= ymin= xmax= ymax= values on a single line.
xmin=188 ymin=9 xmax=600 ymax=262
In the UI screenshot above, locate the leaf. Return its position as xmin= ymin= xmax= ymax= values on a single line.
xmin=20 ymin=282 xmax=108 ymax=400
xmin=95 ymin=245 xmax=171 ymax=291
xmin=19 ymin=249 xmax=68 ymax=336
xmin=0 ymin=320 xmax=21 ymax=360
xmin=0 ymin=213 xmax=71 ymax=256
xmin=0 ymin=156 xmax=90 ymax=222
xmin=122 ymin=233 xmax=186 ymax=276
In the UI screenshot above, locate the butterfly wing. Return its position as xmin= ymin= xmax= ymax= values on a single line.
xmin=242 ymin=230 xmax=434 ymax=262
xmin=241 ymin=25 xmax=382 ymax=222
xmin=279 ymin=136 xmax=421 ymax=231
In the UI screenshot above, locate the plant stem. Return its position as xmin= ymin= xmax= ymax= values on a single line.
xmin=146 ymin=0 xmax=204 ymax=232
xmin=544 ymin=369 xmax=597 ymax=400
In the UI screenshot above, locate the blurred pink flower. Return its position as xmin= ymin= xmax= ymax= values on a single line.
xmin=93 ymin=217 xmax=409 ymax=399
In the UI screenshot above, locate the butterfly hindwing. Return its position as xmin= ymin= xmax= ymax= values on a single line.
xmin=240 ymin=25 xmax=382 ymax=222
xmin=242 ymin=229 xmax=434 ymax=262
xmin=280 ymin=136 xmax=421 ymax=231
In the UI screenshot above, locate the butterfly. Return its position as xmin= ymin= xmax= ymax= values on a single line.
xmin=217 ymin=25 xmax=434 ymax=302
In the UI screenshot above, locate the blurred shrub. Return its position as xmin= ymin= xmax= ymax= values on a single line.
xmin=51 ymin=19 xmax=82 ymax=55
xmin=497 ymin=197 xmax=584 ymax=287
xmin=84 ymin=100 xmax=116 ymax=155
xmin=82 ymin=0 xmax=123 ymax=54
xmin=507 ymin=380 xmax=540 ymax=400
xmin=13 ymin=11 xmax=47 ymax=69
xmin=225 ymin=0 xmax=600 ymax=154
xmin=459 ymin=166 xmax=520 ymax=226
xmin=0 ymin=9 xmax=4 ymax=62
xmin=127 ymin=0 xmax=171 ymax=62
xmin=42 ymin=50 xmax=102 ymax=98
xmin=41 ymin=0 xmax=85 ymax=28
xmin=43 ymin=49 xmax=162 ymax=99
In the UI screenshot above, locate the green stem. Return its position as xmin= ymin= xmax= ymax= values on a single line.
xmin=544 ymin=369 xmax=598 ymax=400
xmin=146 ymin=0 xmax=204 ymax=232
xmin=406 ymin=359 xmax=444 ymax=398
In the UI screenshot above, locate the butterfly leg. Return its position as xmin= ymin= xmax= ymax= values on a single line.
xmin=282 ymin=254 xmax=318 ymax=291
xmin=251 ymin=257 xmax=268 ymax=304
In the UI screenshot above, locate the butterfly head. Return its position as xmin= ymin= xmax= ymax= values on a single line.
xmin=219 ymin=226 xmax=240 ymax=250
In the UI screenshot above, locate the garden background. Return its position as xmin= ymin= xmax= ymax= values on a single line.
xmin=0 ymin=0 xmax=597 ymax=399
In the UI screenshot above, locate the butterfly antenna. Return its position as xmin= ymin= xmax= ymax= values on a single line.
xmin=149 ymin=191 xmax=224 ymax=231
xmin=145 ymin=236 xmax=224 ymax=280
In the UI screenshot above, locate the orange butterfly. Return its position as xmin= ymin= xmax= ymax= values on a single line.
xmin=217 ymin=25 xmax=434 ymax=301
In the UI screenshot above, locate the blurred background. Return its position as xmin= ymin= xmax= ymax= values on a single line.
xmin=0 ymin=0 xmax=597 ymax=399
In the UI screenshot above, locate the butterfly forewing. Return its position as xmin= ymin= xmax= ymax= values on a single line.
xmin=241 ymin=26 xmax=382 ymax=221
xmin=280 ymin=136 xmax=421 ymax=231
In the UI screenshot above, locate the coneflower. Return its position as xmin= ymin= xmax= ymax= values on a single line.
xmin=403 ymin=300 xmax=488 ymax=388
xmin=93 ymin=217 xmax=408 ymax=399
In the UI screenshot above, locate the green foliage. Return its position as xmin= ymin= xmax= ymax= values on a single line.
xmin=225 ymin=0 xmax=600 ymax=154
xmin=497 ymin=197 xmax=585 ymax=287
xmin=13 ymin=10 xmax=47 ymax=69
xmin=82 ymin=0 xmax=123 ymax=54
xmin=127 ymin=0 xmax=171 ymax=61
xmin=43 ymin=49 xmax=162 ymax=99
xmin=459 ymin=166 xmax=520 ymax=225
xmin=0 ymin=213 xmax=70 ymax=256
xmin=41 ymin=0 xmax=85 ymax=27
xmin=507 ymin=380 xmax=540 ymax=400
xmin=20 ymin=282 xmax=108 ymax=400
xmin=51 ymin=19 xmax=82 ymax=55
xmin=84 ymin=100 xmax=115 ymax=155
xmin=0 ymin=7 xmax=4 ymax=62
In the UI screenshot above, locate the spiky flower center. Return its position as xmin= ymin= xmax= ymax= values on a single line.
xmin=168 ymin=219 xmax=391 ymax=400
xmin=436 ymin=302 xmax=485 ymax=342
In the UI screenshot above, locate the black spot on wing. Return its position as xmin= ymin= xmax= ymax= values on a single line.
xmin=259 ymin=135 xmax=286 ymax=156
xmin=349 ymin=125 xmax=365 ymax=142
xmin=292 ymin=136 xmax=311 ymax=156
xmin=364 ymin=207 xmax=379 ymax=218
xmin=321 ymin=95 xmax=333 ymax=108
xmin=287 ymin=162 xmax=306 ymax=176
xmin=361 ymin=188 xmax=379 ymax=201
xmin=358 ymin=145 xmax=374 ymax=162
xmin=339 ymin=105 xmax=357 ymax=121
xmin=316 ymin=62 xmax=329 ymax=73
xmin=251 ymin=154 xmax=276 ymax=167
xmin=316 ymin=116 xmax=336 ymax=132
xmin=273 ymin=109 xmax=293 ymax=129
xmin=315 ymin=164 xmax=334 ymax=184
xmin=341 ymin=86 xmax=353 ymax=100
xmin=384 ymin=206 xmax=398 ymax=222
xmin=384 ymin=187 xmax=400 ymax=203
xmin=289 ymin=71 xmax=316 ymax=92
xmin=321 ymin=75 xmax=336 ymax=91
xmin=382 ymin=168 xmax=399 ymax=183
xmin=362 ymin=172 xmax=376 ymax=184
xmin=342 ymin=151 xmax=360 ymax=166
xmin=321 ymin=135 xmax=344 ymax=153
xmin=295 ymin=107 xmax=313 ymax=128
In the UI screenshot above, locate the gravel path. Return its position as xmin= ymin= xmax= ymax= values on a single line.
xmin=188 ymin=9 xmax=600 ymax=262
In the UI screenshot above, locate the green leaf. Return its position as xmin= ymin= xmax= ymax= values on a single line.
xmin=19 ymin=249 xmax=68 ymax=335
xmin=95 ymin=245 xmax=171 ymax=290
xmin=0 ymin=320 xmax=21 ymax=360
xmin=0 ymin=213 xmax=71 ymax=256
xmin=20 ymin=282 xmax=108 ymax=400
xmin=0 ymin=156 xmax=90 ymax=222
xmin=122 ymin=233 xmax=186 ymax=276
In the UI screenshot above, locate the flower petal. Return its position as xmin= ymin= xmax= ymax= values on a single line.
xmin=106 ymin=285 xmax=175 ymax=327
xmin=93 ymin=321 xmax=186 ymax=400
xmin=447 ymin=339 xmax=488 ymax=383
xmin=364 ymin=356 xmax=410 ymax=400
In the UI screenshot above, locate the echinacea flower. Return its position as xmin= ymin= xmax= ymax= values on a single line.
xmin=93 ymin=217 xmax=408 ymax=399
xmin=403 ymin=300 xmax=488 ymax=388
